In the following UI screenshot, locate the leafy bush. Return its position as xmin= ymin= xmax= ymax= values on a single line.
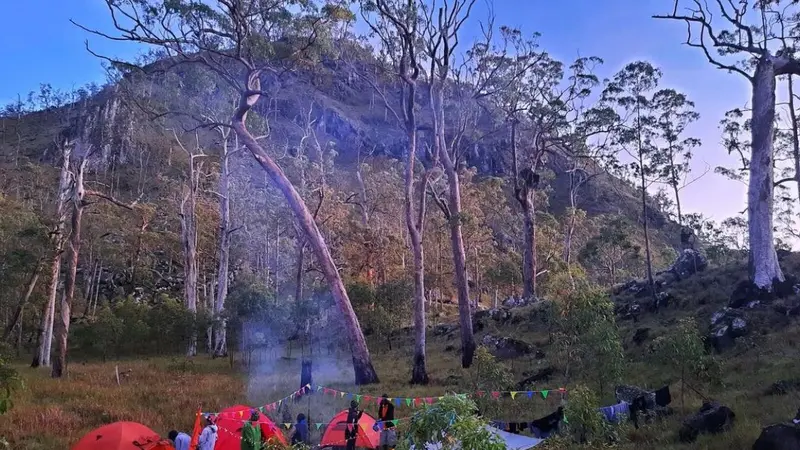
xmin=397 ymin=395 xmax=507 ymax=450
xmin=562 ymin=384 xmax=616 ymax=445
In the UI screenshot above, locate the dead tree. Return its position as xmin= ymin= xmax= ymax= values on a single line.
xmin=174 ymin=131 xmax=204 ymax=357
xmin=77 ymin=0 xmax=379 ymax=383
xmin=654 ymin=0 xmax=800 ymax=289
xmin=33 ymin=137 xmax=72 ymax=368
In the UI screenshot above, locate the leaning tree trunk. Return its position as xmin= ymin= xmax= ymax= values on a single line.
xmin=232 ymin=77 xmax=378 ymax=384
xmin=748 ymin=57 xmax=784 ymax=288
xmin=213 ymin=137 xmax=232 ymax=358
xmin=34 ymin=142 xmax=72 ymax=368
xmin=53 ymin=168 xmax=86 ymax=378
xmin=3 ymin=263 xmax=42 ymax=341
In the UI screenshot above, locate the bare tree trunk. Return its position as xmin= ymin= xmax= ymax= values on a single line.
xmin=53 ymin=161 xmax=87 ymax=378
xmin=294 ymin=239 xmax=305 ymax=303
xmin=214 ymin=134 xmax=232 ymax=358
xmin=179 ymin=148 xmax=200 ymax=357
xmin=4 ymin=263 xmax=42 ymax=341
xmin=232 ymin=80 xmax=378 ymax=384
xmin=432 ymin=86 xmax=475 ymax=368
xmin=787 ymin=76 xmax=800 ymax=220
xmin=34 ymin=141 xmax=72 ymax=368
xmin=749 ymin=58 xmax=785 ymax=288
xmin=521 ymin=194 xmax=536 ymax=299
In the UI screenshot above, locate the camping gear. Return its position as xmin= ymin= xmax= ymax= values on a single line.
xmin=72 ymin=421 xmax=174 ymax=450
xmin=213 ymin=405 xmax=287 ymax=449
xmin=320 ymin=409 xmax=381 ymax=449
xmin=529 ymin=407 xmax=563 ymax=439
xmin=654 ymin=385 xmax=672 ymax=407
xmin=599 ymin=401 xmax=630 ymax=423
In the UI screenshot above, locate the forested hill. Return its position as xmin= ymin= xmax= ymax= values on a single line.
xmin=0 ymin=44 xmax=681 ymax=322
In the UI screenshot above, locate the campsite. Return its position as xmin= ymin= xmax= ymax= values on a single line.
xmin=4 ymin=0 xmax=800 ymax=449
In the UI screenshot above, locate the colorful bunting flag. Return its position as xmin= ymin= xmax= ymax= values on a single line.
xmin=283 ymin=423 xmax=291 ymax=430
xmin=527 ymin=391 xmax=534 ymax=399
xmin=394 ymin=398 xmax=402 ymax=406
xmin=541 ymin=390 xmax=549 ymax=399
xmin=510 ymin=392 xmax=518 ymax=400
xmin=316 ymin=423 xmax=323 ymax=430
xmin=405 ymin=398 xmax=413 ymax=406
xmin=356 ymin=394 xmax=362 ymax=402
xmin=391 ymin=419 xmax=399 ymax=426
xmin=340 ymin=392 xmax=346 ymax=398
xmin=476 ymin=390 xmax=485 ymax=398
xmin=491 ymin=391 xmax=501 ymax=399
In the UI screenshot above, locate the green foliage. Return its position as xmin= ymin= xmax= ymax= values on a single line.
xmin=467 ymin=347 xmax=514 ymax=418
xmin=0 ymin=358 xmax=21 ymax=415
xmin=562 ymin=385 xmax=615 ymax=445
xmin=555 ymin=289 xmax=625 ymax=397
xmin=652 ymin=318 xmax=721 ymax=388
xmin=397 ymin=395 xmax=507 ymax=450
xmin=580 ymin=216 xmax=641 ymax=285
xmin=348 ymin=281 xmax=412 ymax=348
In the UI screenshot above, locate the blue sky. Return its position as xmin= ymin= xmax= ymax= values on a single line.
xmin=0 ymin=0 xmax=753 ymax=223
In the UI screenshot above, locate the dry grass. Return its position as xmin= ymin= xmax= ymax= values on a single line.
xmin=5 ymin=257 xmax=800 ymax=449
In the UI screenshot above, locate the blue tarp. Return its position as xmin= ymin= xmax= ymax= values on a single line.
xmin=412 ymin=425 xmax=543 ymax=449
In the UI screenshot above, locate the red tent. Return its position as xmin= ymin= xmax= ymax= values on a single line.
xmin=72 ymin=421 xmax=174 ymax=450
xmin=320 ymin=410 xmax=380 ymax=449
xmin=214 ymin=405 xmax=288 ymax=449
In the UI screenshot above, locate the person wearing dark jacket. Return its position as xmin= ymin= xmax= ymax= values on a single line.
xmin=291 ymin=413 xmax=309 ymax=445
xmin=345 ymin=400 xmax=364 ymax=450
xmin=377 ymin=394 xmax=396 ymax=449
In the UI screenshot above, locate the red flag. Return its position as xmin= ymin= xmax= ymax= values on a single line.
xmin=476 ymin=391 xmax=485 ymax=398
xmin=491 ymin=391 xmax=501 ymax=399
xmin=189 ymin=409 xmax=202 ymax=449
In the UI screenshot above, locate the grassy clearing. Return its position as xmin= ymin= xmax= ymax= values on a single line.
xmin=4 ymin=257 xmax=800 ymax=449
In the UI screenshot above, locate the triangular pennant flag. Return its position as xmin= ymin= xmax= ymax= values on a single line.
xmin=438 ymin=396 xmax=444 ymax=401
xmin=510 ymin=391 xmax=518 ymax=400
xmin=541 ymin=390 xmax=549 ymax=399
xmin=491 ymin=391 xmax=501 ymax=399
xmin=278 ymin=399 xmax=283 ymax=407
xmin=476 ymin=390 xmax=485 ymax=398
xmin=426 ymin=397 xmax=434 ymax=404
xmin=258 ymin=406 xmax=265 ymax=413
xmin=405 ymin=398 xmax=413 ymax=406
xmin=340 ymin=392 xmax=346 ymax=398
xmin=355 ymin=394 xmax=362 ymax=402
xmin=559 ymin=387 xmax=567 ymax=393
xmin=284 ymin=423 xmax=292 ymax=430
xmin=527 ymin=391 xmax=534 ymax=399
xmin=391 ymin=419 xmax=399 ymax=426
xmin=316 ymin=423 xmax=324 ymax=430
xmin=317 ymin=385 xmax=323 ymax=392
xmin=364 ymin=395 xmax=372 ymax=402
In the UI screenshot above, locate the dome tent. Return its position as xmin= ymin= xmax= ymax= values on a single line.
xmin=319 ymin=409 xmax=381 ymax=449
xmin=72 ymin=421 xmax=174 ymax=450
xmin=213 ymin=405 xmax=287 ymax=449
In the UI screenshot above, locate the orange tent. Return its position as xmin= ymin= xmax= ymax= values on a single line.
xmin=72 ymin=421 xmax=174 ymax=450
xmin=214 ymin=405 xmax=288 ymax=449
xmin=320 ymin=410 xmax=380 ymax=449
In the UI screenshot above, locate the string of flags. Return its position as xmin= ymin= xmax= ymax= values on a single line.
xmin=205 ymin=384 xmax=568 ymax=417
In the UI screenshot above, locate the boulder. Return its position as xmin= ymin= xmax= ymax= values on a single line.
xmin=481 ymin=334 xmax=533 ymax=359
xmin=616 ymin=385 xmax=656 ymax=409
xmin=752 ymin=424 xmax=800 ymax=450
xmin=729 ymin=277 xmax=798 ymax=308
xmin=517 ymin=367 xmax=555 ymax=389
xmin=709 ymin=308 xmax=749 ymax=352
xmin=678 ymin=401 xmax=735 ymax=443
xmin=670 ymin=249 xmax=708 ymax=279
xmin=765 ymin=379 xmax=800 ymax=395
xmin=433 ymin=324 xmax=457 ymax=337
xmin=632 ymin=328 xmax=650 ymax=346
xmin=502 ymin=296 xmax=535 ymax=308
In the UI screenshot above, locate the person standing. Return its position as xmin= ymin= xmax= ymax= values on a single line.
xmin=168 ymin=430 xmax=191 ymax=450
xmin=238 ymin=410 xmax=262 ymax=450
xmin=197 ymin=415 xmax=218 ymax=450
xmin=345 ymin=400 xmax=364 ymax=450
xmin=377 ymin=395 xmax=396 ymax=450
xmin=291 ymin=413 xmax=309 ymax=446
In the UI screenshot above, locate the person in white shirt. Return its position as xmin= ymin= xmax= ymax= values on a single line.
xmin=168 ymin=430 xmax=191 ymax=450
xmin=198 ymin=415 xmax=218 ymax=450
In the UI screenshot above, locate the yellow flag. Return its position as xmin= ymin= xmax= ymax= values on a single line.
xmin=340 ymin=391 xmax=346 ymax=398
xmin=510 ymin=392 xmax=518 ymax=400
